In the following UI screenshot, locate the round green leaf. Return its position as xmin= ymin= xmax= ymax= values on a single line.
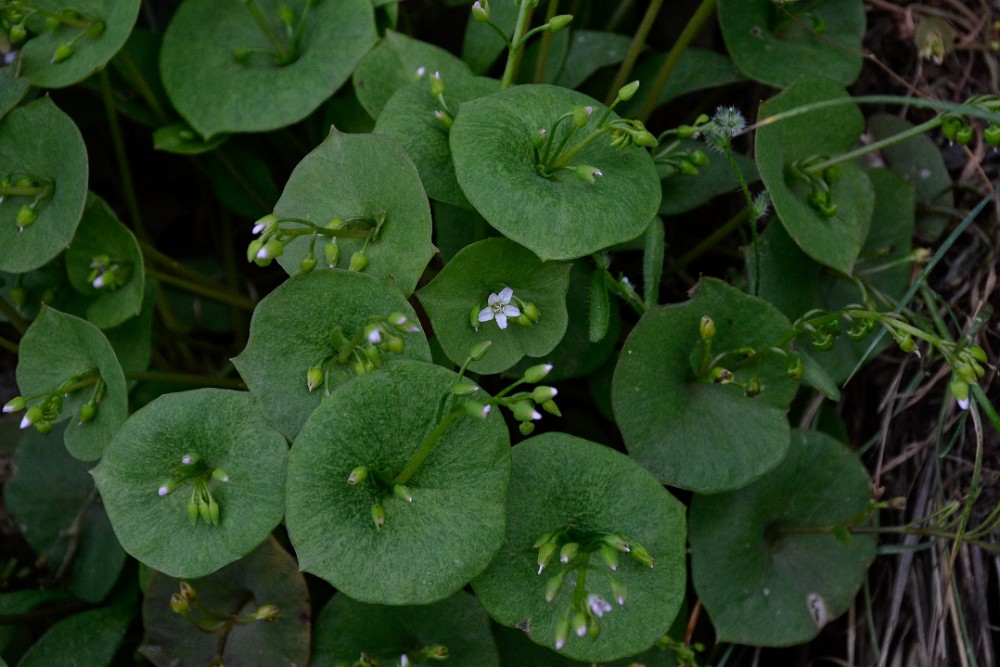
xmin=375 ymin=75 xmax=499 ymax=209
xmin=4 ymin=422 xmax=126 ymax=604
xmin=312 ymin=591 xmax=499 ymax=667
xmin=493 ymin=624 xmax=678 ymax=667
xmin=232 ymin=270 xmax=431 ymax=440
xmin=718 ymin=0 xmax=864 ymax=87
xmin=755 ymin=78 xmax=874 ymax=275
xmin=20 ymin=0 xmax=140 ymax=88
xmin=0 ymin=60 xmax=29 ymax=120
xmin=0 ymin=97 xmax=88 ymax=274
xmin=16 ymin=603 xmax=132 ymax=667
xmin=140 ymin=537 xmax=310 ymax=667
xmin=612 ymin=278 xmax=799 ymax=493
xmin=160 ymin=0 xmax=377 ymax=138
xmin=272 ymin=130 xmax=436 ymax=295
xmin=450 ymin=84 xmax=661 ymax=261
xmin=285 ymin=360 xmax=511 ymax=605
xmin=64 ymin=194 xmax=145 ymax=329
xmin=689 ymin=429 xmax=877 ymax=646
xmin=353 ymin=29 xmax=474 ymax=119
xmin=473 ymin=433 xmax=686 ymax=663
xmin=92 ymin=389 xmax=288 ymax=578
xmin=16 ymin=306 xmax=128 ymax=461
xmin=417 ymin=238 xmax=571 ymax=375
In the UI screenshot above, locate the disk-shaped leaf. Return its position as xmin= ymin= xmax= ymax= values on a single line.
xmin=417 ymin=238 xmax=571 ymax=375
xmin=140 ymin=537 xmax=310 ymax=667
xmin=473 ymin=433 xmax=686 ymax=663
xmin=312 ymin=591 xmax=498 ymax=667
xmin=64 ymin=194 xmax=145 ymax=329
xmin=689 ymin=429 xmax=876 ymax=646
xmin=16 ymin=603 xmax=132 ymax=667
xmin=718 ymin=0 xmax=864 ymax=87
xmin=353 ymin=29 xmax=474 ymax=119
xmin=16 ymin=306 xmax=128 ymax=461
xmin=0 ymin=62 xmax=29 ymax=120
xmin=273 ymin=130 xmax=435 ymax=295
xmin=92 ymin=389 xmax=288 ymax=578
xmin=450 ymin=84 xmax=661 ymax=261
xmin=659 ymin=141 xmax=758 ymax=216
xmin=375 ymin=75 xmax=498 ymax=209
xmin=0 ymin=97 xmax=88 ymax=274
xmin=755 ymin=78 xmax=873 ymax=274
xmin=20 ymin=0 xmax=140 ymax=88
xmin=233 ymin=270 xmax=430 ymax=440
xmin=612 ymin=278 xmax=798 ymax=492
xmin=160 ymin=0 xmax=376 ymax=138
xmin=285 ymin=360 xmax=510 ymax=605
xmin=5 ymin=423 xmax=126 ymax=604
xmin=493 ymin=625 xmax=678 ymax=667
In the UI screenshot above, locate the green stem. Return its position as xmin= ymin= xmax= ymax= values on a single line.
xmin=243 ymin=0 xmax=290 ymax=63
xmin=501 ymin=0 xmax=536 ymax=88
xmin=114 ymin=48 xmax=171 ymax=124
xmin=140 ymin=241 xmax=225 ymax=290
xmin=0 ymin=186 xmax=46 ymax=197
xmin=605 ymin=0 xmax=664 ymax=105
xmin=805 ymin=116 xmax=942 ymax=175
xmin=392 ymin=408 xmax=464 ymax=486
xmin=637 ymin=0 xmax=718 ymax=123
xmin=99 ymin=69 xmax=147 ymax=242
xmin=0 ymin=296 xmax=28 ymax=335
xmin=548 ymin=126 xmax=611 ymax=170
xmin=146 ymin=268 xmax=257 ymax=312
xmin=124 ymin=371 xmax=246 ymax=389
xmin=533 ymin=0 xmax=559 ymax=83
xmin=722 ymin=143 xmax=759 ymax=295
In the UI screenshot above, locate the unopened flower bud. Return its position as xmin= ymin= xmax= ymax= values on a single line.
xmin=51 ymin=43 xmax=73 ymax=64
xmin=699 ymin=316 xmax=715 ymax=340
xmin=471 ymin=0 xmax=489 ymax=21
xmin=79 ymin=402 xmax=97 ymax=424
xmin=45 ymin=16 xmax=60 ymax=32
xmin=532 ymin=128 xmax=547 ymax=149
xmin=16 ymin=205 xmax=37 ymax=230
xmin=34 ymin=420 xmax=53 ymax=434
xmin=349 ymin=251 xmax=368 ymax=272
xmin=523 ymin=363 xmax=553 ymax=383
xmin=246 ymin=239 xmax=263 ymax=262
xmin=252 ymin=213 xmax=278 ymax=235
xmin=611 ymin=579 xmax=627 ymax=605
xmin=158 ymin=479 xmax=177 ymax=497
xmin=20 ymin=406 xmax=43 ymax=429
xmin=544 ymin=570 xmax=564 ymax=602
xmin=256 ymin=238 xmax=284 ymax=261
xmin=955 ymin=124 xmax=973 ymax=145
xmin=347 ymin=465 xmax=369 ymax=485
xmin=208 ymin=494 xmax=220 ymax=525
xmin=324 ymin=241 xmax=339 ymax=268
xmin=429 ymin=71 xmax=445 ymax=97
xmin=187 ymin=497 xmax=200 ymax=525
xmin=559 ymin=541 xmax=578 ymax=563
xmin=617 ymin=80 xmax=640 ymax=101
xmin=179 ymin=581 xmax=198 ymax=601
xmin=254 ymin=604 xmax=280 ymax=621
xmin=548 ymin=14 xmax=572 ymax=31
xmin=630 ymin=541 xmax=654 ymax=567
xmin=211 ymin=468 xmax=230 ymax=483
xmin=450 ymin=381 xmax=479 ymax=396
xmin=421 ymin=645 xmax=449 ymax=661
xmin=537 ymin=540 xmax=558 ymax=574
xmin=572 ymin=611 xmax=588 ymax=637
xmin=574 ymin=165 xmax=602 ymax=185
xmin=371 ymin=503 xmax=386 ymax=529
xmin=300 ymin=254 xmax=317 ymax=273
xmin=512 ymin=401 xmax=542 ymax=422
xmin=514 ymin=313 xmax=533 ymax=327
xmin=434 ymin=110 xmax=453 ymax=129
xmin=541 ymin=399 xmax=561 ymax=417
xmin=599 ymin=543 xmax=619 ymax=571
xmin=531 ymin=386 xmax=557 ymax=402
xmin=519 ymin=421 xmax=535 ymax=436
xmin=469 ymin=340 xmax=492 ymax=361
xmin=634 ymin=131 xmax=658 ymax=147
xmin=170 ymin=592 xmax=189 ymax=614
xmin=554 ymin=614 xmax=570 ymax=650
xmin=3 ymin=396 xmax=26 ymax=413
xmin=572 ymin=105 xmax=592 ymax=128
xmin=463 ymin=401 xmax=491 ymax=419
xmin=306 ymin=366 xmax=324 ymax=392
xmin=985 ymin=124 xmax=1000 ymax=148
xmin=898 ymin=335 xmax=916 ymax=353
xmin=522 ymin=302 xmax=540 ymax=321
xmin=950 ymin=378 xmax=970 ymax=410
xmin=9 ymin=23 xmax=26 ymax=44
xmin=393 ymin=484 xmax=414 ymax=503
xmin=384 ymin=335 xmax=404 ymax=353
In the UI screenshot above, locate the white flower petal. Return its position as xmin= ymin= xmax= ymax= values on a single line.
xmin=498 ymin=286 xmax=514 ymax=303
xmin=958 ymin=396 xmax=970 ymax=410
xmin=487 ymin=292 xmax=501 ymax=307
xmin=495 ymin=312 xmax=508 ymax=329
xmin=478 ymin=307 xmax=495 ymax=323
xmin=503 ymin=304 xmax=520 ymax=318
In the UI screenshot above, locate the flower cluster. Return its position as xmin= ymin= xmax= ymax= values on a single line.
xmin=4 ymin=370 xmax=104 ymax=432
xmin=246 ymin=211 xmax=383 ymax=274
xmin=1 ymin=2 xmax=105 ymax=66
xmin=0 ymin=172 xmax=54 ymax=232
xmin=170 ymin=580 xmax=279 ymax=634
xmin=157 ymin=453 xmax=231 ymax=527
xmin=87 ymin=254 xmax=130 ymax=291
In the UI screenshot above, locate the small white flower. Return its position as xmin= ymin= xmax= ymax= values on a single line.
xmin=478 ymin=287 xmax=520 ymax=330
xmin=958 ymin=396 xmax=970 ymax=410
xmin=91 ymin=273 xmax=106 ymax=289
xmin=19 ymin=414 xmax=32 ymax=429
xmin=157 ymin=485 xmax=170 ymax=497
xmin=400 ymin=655 xmax=410 ymax=667
xmin=587 ymin=594 xmax=612 ymax=618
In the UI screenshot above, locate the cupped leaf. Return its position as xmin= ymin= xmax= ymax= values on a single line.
xmin=353 ymin=29 xmax=474 ymax=119
xmin=0 ymin=97 xmax=88 ymax=274
xmin=4 ymin=423 xmax=127 ymax=604
xmin=450 ymin=84 xmax=661 ymax=261
xmin=15 ymin=603 xmax=133 ymax=667
xmin=473 ymin=433 xmax=686 ymax=663
xmin=16 ymin=306 xmax=128 ymax=461
xmin=718 ymin=0 xmax=865 ymax=87
xmin=140 ymin=537 xmax=310 ymax=667
xmin=285 ymin=360 xmax=510 ymax=605
xmin=232 ymin=270 xmax=430 ymax=441
xmin=375 ymin=75 xmax=499 ymax=209
xmin=272 ymin=130 xmax=436 ymax=295
xmin=160 ymin=0 xmax=376 ymax=138
xmin=64 ymin=194 xmax=145 ymax=329
xmin=755 ymin=78 xmax=873 ymax=275
xmin=92 ymin=389 xmax=288 ymax=578
xmin=20 ymin=0 xmax=140 ymax=88
xmin=689 ymin=429 xmax=877 ymax=646
xmin=612 ymin=278 xmax=799 ymax=493
xmin=312 ymin=591 xmax=499 ymax=667
xmin=417 ymin=238 xmax=571 ymax=375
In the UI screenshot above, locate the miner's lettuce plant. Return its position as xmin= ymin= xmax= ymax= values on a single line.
xmin=1 ymin=0 xmax=999 ymax=665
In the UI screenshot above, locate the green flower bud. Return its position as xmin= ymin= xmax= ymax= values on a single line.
xmin=541 ymin=399 xmax=561 ymax=417
xmin=306 ymin=366 xmax=324 ymax=392
xmin=985 ymin=124 xmax=1000 ymax=147
xmin=434 ymin=110 xmax=453 ymax=129
xmin=955 ymin=124 xmax=973 ymax=145
xmin=45 ymin=16 xmax=60 ymax=33
xmin=523 ymin=363 xmax=553 ymax=383
xmin=519 ymin=421 xmax=535 ymax=436
xmin=710 ymin=367 xmax=733 ymax=383
xmin=9 ymin=23 xmax=26 ymax=44
xmin=329 ymin=327 xmax=348 ymax=349
xmin=533 ymin=530 xmax=558 ymax=548
xmin=512 ymin=401 xmax=542 ymax=422
xmin=956 ymin=362 xmax=978 ymax=386
xmin=634 ymin=131 xmax=658 ymax=147
xmin=170 ymin=592 xmax=189 ymax=614
xmin=384 ymin=335 xmax=405 ymax=354
xmin=574 ymin=165 xmax=602 ymax=185
xmin=471 ymin=0 xmax=489 ymax=21
xmin=690 ymin=149 xmax=709 ymax=167
xmin=257 ymin=238 xmax=284 ymax=260
xmin=898 ymin=335 xmax=916 ymax=353
xmin=514 ymin=313 xmax=533 ymax=327
xmin=522 ymin=301 xmax=540 ymax=321
xmin=677 ymin=124 xmax=699 ymax=139
xmin=208 ymin=493 xmax=220 ymax=525
xmin=942 ymin=116 xmax=962 ymax=141
xmin=787 ymin=355 xmax=804 ymax=381
xmin=531 ymin=386 xmax=558 ymax=403
xmin=532 ymin=128 xmax=547 ymax=149
xmin=324 ymin=241 xmax=340 ymax=268
xmin=537 ymin=540 xmax=558 ymax=574
xmin=470 ymin=305 xmax=483 ymax=330
xmin=20 ymin=406 xmax=43 ymax=430
xmin=544 ymin=570 xmax=564 ymax=602
xmin=16 ymin=204 xmax=37 ymax=230
xmin=198 ymin=496 xmax=213 ymax=524
xmin=602 ymin=532 xmax=631 ymax=552
xmin=254 ymin=604 xmax=280 ymax=621
xmin=246 ymin=239 xmax=263 ymax=262
xmin=548 ymin=14 xmax=573 ymax=31
xmin=463 ymin=401 xmax=491 ymax=419
xmin=630 ymin=541 xmax=654 ymax=567
xmin=51 ymin=43 xmax=74 ymax=64
xmin=678 ymin=160 xmax=699 ymax=176
xmin=966 ymin=345 xmax=987 ymax=363
xmin=610 ymin=579 xmax=627 ymax=606
xmin=599 ymin=543 xmax=619 ymax=571
xmin=393 ymin=484 xmax=413 ymax=503
xmin=572 ymin=105 xmax=593 ymax=128
xmin=187 ymin=496 xmax=200 ymax=525
xmin=572 ymin=611 xmax=588 ymax=638
xmin=347 ymin=465 xmax=369 ymax=485
xmin=450 ymin=381 xmax=479 ymax=396
xmin=211 ymin=468 xmax=230 ymax=483
xmin=823 ymin=163 xmax=842 ymax=184
xmin=79 ymin=402 xmax=97 ymax=424
xmin=349 ymin=250 xmax=368 ymax=272
xmin=617 ymin=80 xmax=640 ymax=102
xmin=558 ymin=541 xmax=579 ymax=564
xmin=35 ymin=420 xmax=53 ymax=434
xmin=554 ymin=613 xmax=570 ymax=650
xmin=363 ymin=344 xmax=382 ymax=367
xmin=3 ymin=396 xmax=26 ymax=413
xmin=300 ymin=254 xmax=317 ymax=274
xmin=699 ymin=315 xmax=715 ymax=340
xmin=950 ymin=377 xmax=970 ymax=410
xmin=469 ymin=340 xmax=492 ymax=361
xmin=8 ymin=285 xmax=26 ymax=308
xmin=371 ymin=503 xmax=386 ymax=530
xmin=429 ymin=71 xmax=445 ymax=97
xmin=251 ymin=213 xmax=279 ymax=235
xmin=745 ymin=377 xmax=762 ymax=397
